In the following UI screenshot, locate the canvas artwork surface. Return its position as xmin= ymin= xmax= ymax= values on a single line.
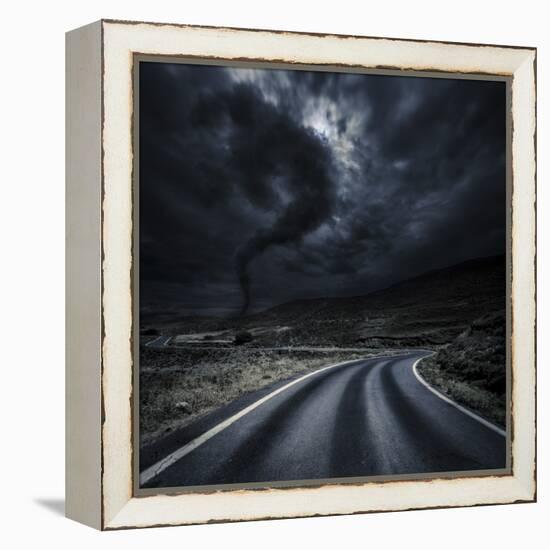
xmin=136 ymin=59 xmax=509 ymax=491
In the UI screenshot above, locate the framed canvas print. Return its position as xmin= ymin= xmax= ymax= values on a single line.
xmin=65 ymin=20 xmax=536 ymax=530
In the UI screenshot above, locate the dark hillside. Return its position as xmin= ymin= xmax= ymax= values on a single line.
xmin=144 ymin=255 xmax=506 ymax=349
xmin=239 ymin=255 xmax=506 ymax=347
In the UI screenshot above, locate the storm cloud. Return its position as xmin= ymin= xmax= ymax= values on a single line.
xmin=139 ymin=62 xmax=506 ymax=318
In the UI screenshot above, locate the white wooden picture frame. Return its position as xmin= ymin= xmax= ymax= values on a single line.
xmin=66 ymin=19 xmax=536 ymax=530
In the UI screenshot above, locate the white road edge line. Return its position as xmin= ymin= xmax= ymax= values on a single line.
xmin=146 ymin=335 xmax=172 ymax=348
xmin=140 ymin=355 xmax=379 ymax=486
xmin=411 ymin=356 xmax=506 ymax=438
xmin=145 ymin=335 xmax=163 ymax=347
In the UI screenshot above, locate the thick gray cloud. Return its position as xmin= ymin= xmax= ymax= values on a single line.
xmin=139 ymin=62 xmax=506 ymax=319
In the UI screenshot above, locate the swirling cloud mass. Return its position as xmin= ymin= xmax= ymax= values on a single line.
xmin=139 ymin=62 xmax=506 ymax=318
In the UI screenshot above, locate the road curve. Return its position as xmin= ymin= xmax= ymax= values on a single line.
xmin=145 ymin=335 xmax=172 ymax=348
xmin=140 ymin=351 xmax=506 ymax=488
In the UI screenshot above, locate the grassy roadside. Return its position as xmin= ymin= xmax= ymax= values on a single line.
xmin=140 ymin=346 xmax=397 ymax=447
xmin=416 ymin=311 xmax=506 ymax=427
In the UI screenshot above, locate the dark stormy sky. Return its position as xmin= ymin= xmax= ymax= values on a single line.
xmin=139 ymin=61 xmax=506 ymax=319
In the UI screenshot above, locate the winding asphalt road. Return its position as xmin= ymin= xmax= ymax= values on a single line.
xmin=140 ymin=351 xmax=506 ymax=488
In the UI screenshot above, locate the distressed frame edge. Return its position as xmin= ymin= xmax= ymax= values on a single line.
xmin=102 ymin=17 xmax=537 ymax=53
xmin=99 ymin=20 xmax=536 ymax=530
xmin=65 ymin=19 xmax=104 ymax=530
xmin=509 ymin=49 xmax=537 ymax=503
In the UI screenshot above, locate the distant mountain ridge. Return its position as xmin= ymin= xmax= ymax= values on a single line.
xmin=238 ymin=254 xmax=505 ymax=347
xmin=146 ymin=254 xmax=506 ymax=348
